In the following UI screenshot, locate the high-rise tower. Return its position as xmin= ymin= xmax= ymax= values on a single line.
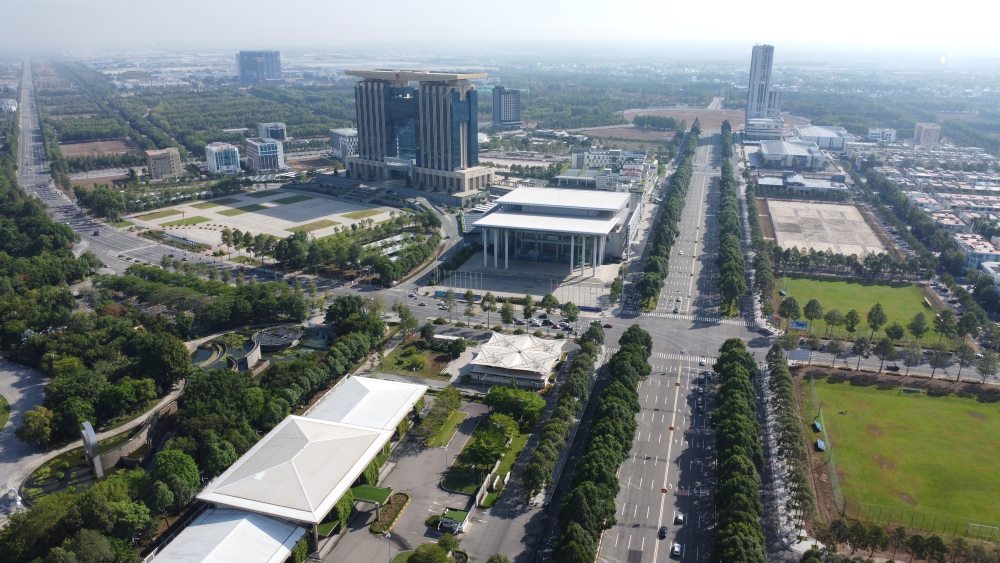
xmin=746 ymin=44 xmax=780 ymax=123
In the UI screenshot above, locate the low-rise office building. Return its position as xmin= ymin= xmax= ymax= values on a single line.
xmin=205 ymin=142 xmax=241 ymax=174
xmin=867 ymin=128 xmax=897 ymax=144
xmin=258 ymin=122 xmax=287 ymax=141
xmin=929 ymin=211 xmax=969 ymax=233
xmin=744 ymin=117 xmax=785 ymax=140
xmin=954 ymin=233 xmax=1000 ymax=269
xmin=758 ymin=140 xmax=825 ymax=170
xmin=792 ymin=125 xmax=856 ymax=151
xmin=244 ymin=137 xmax=286 ymax=171
xmin=145 ymin=147 xmax=183 ymax=179
xmin=329 ymin=127 xmax=358 ymax=159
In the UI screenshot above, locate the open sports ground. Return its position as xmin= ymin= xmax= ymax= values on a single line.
xmin=778 ymin=277 xmax=932 ymax=338
xmin=800 ymin=372 xmax=1000 ymax=535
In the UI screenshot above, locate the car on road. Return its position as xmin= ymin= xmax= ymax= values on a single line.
xmin=529 ymin=319 xmax=542 ymax=327
xmin=670 ymin=543 xmax=682 ymax=558
xmin=676 ymin=297 xmax=682 ymax=302
xmin=514 ymin=319 xmax=526 ymax=325
xmin=699 ymin=359 xmax=706 ymax=366
xmin=408 ymin=292 xmax=417 ymax=298
xmin=886 ymin=364 xmax=900 ymax=372
xmin=438 ymin=305 xmax=448 ymax=310
xmin=658 ymin=526 xmax=668 ymax=539
xmin=674 ymin=513 xmax=685 ymax=525
xmin=603 ymin=323 xmax=612 ymax=329
xmin=418 ymin=302 xmax=426 ymax=306
xmin=92 ymin=229 xmax=99 ymax=236
xmin=673 ymin=308 xmax=679 ymax=314
xmin=679 ymin=250 xmax=684 ymax=255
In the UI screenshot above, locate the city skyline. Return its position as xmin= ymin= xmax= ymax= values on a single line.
xmin=3 ymin=0 xmax=1000 ymax=58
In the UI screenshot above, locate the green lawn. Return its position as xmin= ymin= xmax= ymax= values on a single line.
xmin=136 ymin=209 xmax=182 ymax=221
xmin=352 ymin=485 xmax=392 ymax=504
xmin=382 ymin=342 xmax=452 ymax=380
xmin=804 ymin=377 xmax=1000 ymax=525
xmin=161 ymin=216 xmax=210 ymax=227
xmin=427 ymin=411 xmax=466 ymax=447
xmin=109 ymin=220 xmax=133 ymax=228
xmin=0 ymin=393 xmax=9 ymax=430
xmin=495 ymin=432 xmax=530 ymax=479
xmin=779 ymin=277 xmax=932 ymax=339
xmin=219 ymin=204 xmax=269 ymax=216
xmin=273 ymin=194 xmax=313 ymax=205
xmin=342 ymin=208 xmax=382 ymax=220
xmin=390 ymin=551 xmax=413 ymax=563
xmin=245 ymin=190 xmax=278 ymax=198
xmin=287 ymin=219 xmax=340 ymax=233
xmin=230 ymin=255 xmax=257 ymax=264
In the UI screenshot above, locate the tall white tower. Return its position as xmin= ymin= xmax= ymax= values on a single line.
xmin=746 ymin=44 xmax=778 ymax=124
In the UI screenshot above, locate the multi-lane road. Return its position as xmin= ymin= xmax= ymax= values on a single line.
xmin=598 ymin=135 xmax=766 ymax=563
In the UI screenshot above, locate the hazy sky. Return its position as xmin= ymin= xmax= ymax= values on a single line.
xmin=4 ymin=0 xmax=1000 ymax=58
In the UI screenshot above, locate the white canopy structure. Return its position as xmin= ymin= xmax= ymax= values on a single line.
xmin=152 ymin=508 xmax=306 ymax=563
xmin=305 ymin=376 xmax=427 ymax=431
xmin=470 ymin=333 xmax=565 ymax=388
xmin=197 ymin=416 xmax=391 ymax=524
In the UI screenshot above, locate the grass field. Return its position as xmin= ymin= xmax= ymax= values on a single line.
xmin=804 ymin=377 xmax=1000 ymax=525
xmin=192 ymin=197 xmax=239 ymax=209
xmin=219 ymin=204 xmax=269 ymax=216
xmin=0 ymin=393 xmax=9 ymax=429
xmin=109 ymin=220 xmax=132 ymax=228
xmin=779 ymin=277 xmax=931 ymax=338
xmin=137 ymin=209 xmax=183 ymax=221
xmin=161 ymin=216 xmax=210 ymax=227
xmin=273 ymin=195 xmax=313 ymax=205
xmin=287 ymin=219 xmax=339 ymax=233
xmin=342 ymin=208 xmax=382 ymax=220
xmin=427 ymin=411 xmax=466 ymax=447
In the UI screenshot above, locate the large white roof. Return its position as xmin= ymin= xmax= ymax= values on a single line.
xmin=471 ymin=333 xmax=565 ymax=374
xmin=306 ymin=376 xmax=427 ymax=431
xmin=496 ymin=187 xmax=629 ymax=212
xmin=472 ymin=211 xmax=619 ymax=236
xmin=197 ymin=416 xmax=391 ymax=523
xmin=152 ymin=508 xmax=305 ymax=563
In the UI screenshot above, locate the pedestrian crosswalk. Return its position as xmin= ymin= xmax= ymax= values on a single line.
xmin=606 ymin=347 xmax=716 ymax=365
xmin=617 ymin=309 xmax=757 ymax=327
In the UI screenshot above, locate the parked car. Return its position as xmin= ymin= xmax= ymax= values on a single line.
xmin=658 ymin=526 xmax=668 ymax=540
xmin=603 ymin=323 xmax=613 ymax=329
xmin=674 ymin=513 xmax=685 ymax=525
xmin=670 ymin=543 xmax=682 ymax=558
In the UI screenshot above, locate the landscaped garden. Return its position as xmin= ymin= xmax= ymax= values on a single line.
xmin=426 ymin=411 xmax=466 ymax=447
xmin=382 ymin=341 xmax=452 ymax=380
xmin=369 ymin=492 xmax=410 ymax=534
xmin=442 ymin=414 xmax=521 ymax=495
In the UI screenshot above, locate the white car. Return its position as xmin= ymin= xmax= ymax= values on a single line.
xmin=670 ymin=543 xmax=682 ymax=558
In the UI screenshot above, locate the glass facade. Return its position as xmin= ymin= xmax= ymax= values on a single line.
xmin=386 ymin=86 xmax=419 ymax=163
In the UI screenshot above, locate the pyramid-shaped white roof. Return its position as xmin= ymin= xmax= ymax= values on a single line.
xmin=152 ymin=508 xmax=305 ymax=563
xmin=306 ymin=376 xmax=427 ymax=430
xmin=471 ymin=332 xmax=565 ymax=374
xmin=197 ymin=416 xmax=390 ymax=523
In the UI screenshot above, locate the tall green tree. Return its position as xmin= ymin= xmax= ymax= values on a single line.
xmin=977 ymin=350 xmax=999 ymax=383
xmin=933 ymin=309 xmax=957 ymax=345
xmin=803 ymin=299 xmax=823 ymax=334
xmin=844 ymin=309 xmax=861 ymax=340
xmin=778 ymin=296 xmax=800 ymax=328
xmin=482 ymin=292 xmax=497 ymax=327
xmin=908 ymin=312 xmax=929 ymax=342
xmin=867 ymin=303 xmax=887 ymax=338
xmin=500 ymin=300 xmax=515 ymax=327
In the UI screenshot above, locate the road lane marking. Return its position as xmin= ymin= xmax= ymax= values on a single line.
xmin=652 ymin=359 xmax=684 ymax=563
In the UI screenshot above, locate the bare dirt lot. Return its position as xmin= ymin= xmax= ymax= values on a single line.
xmin=574 ymin=126 xmax=676 ymax=142
xmin=622 ymin=107 xmax=811 ymax=131
xmin=59 ymin=139 xmax=137 ymax=157
xmin=286 ymin=156 xmax=336 ymax=171
xmin=766 ymin=200 xmax=885 ymax=256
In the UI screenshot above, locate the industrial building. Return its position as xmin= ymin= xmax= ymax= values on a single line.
xmin=471 ymin=187 xmax=638 ymax=274
xmin=470 ymin=332 xmax=566 ymax=388
xmin=867 ymin=128 xmax=897 ymax=144
xmin=258 ymin=122 xmax=287 ymax=141
xmin=145 ymin=147 xmax=183 ymax=179
xmin=345 ymin=70 xmax=493 ymax=195
xmin=237 ymin=51 xmax=282 ymax=84
xmin=758 ymin=140 xmax=826 ymax=171
xmin=492 ymin=86 xmax=522 ymax=130
xmin=792 ymin=125 xmax=857 ymax=151
xmin=244 ymin=137 xmax=286 ymax=171
xmin=329 ymin=127 xmax=358 ymax=159
xmin=205 ymin=142 xmax=241 ymax=174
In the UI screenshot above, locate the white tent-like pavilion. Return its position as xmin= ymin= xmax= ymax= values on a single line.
xmin=306 ymin=376 xmax=427 ymax=431
xmin=470 ymin=332 xmax=565 ymax=388
xmin=152 ymin=508 xmax=306 ymax=563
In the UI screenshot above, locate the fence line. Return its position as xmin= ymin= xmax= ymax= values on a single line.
xmin=845 ymin=500 xmax=1000 ymax=540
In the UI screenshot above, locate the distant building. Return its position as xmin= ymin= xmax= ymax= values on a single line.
xmin=0 ymin=99 xmax=16 ymax=113
xmin=914 ymin=122 xmax=941 ymax=147
xmin=928 ymin=211 xmax=969 ymax=233
xmin=979 ymin=261 xmax=1000 ymax=289
xmin=258 ymin=122 xmax=287 ymax=141
xmin=237 ymin=51 xmax=282 ymax=84
xmin=792 ymin=125 xmax=857 ymax=151
xmin=492 ymin=86 xmax=522 ymax=130
xmin=244 ymin=138 xmax=286 ymax=171
xmin=746 ymin=44 xmax=781 ymax=123
xmin=205 ymin=142 xmax=241 ymax=175
xmin=744 ymin=118 xmax=785 ymax=141
xmin=758 ymin=140 xmax=825 ymax=171
xmin=329 ymin=128 xmax=358 ymax=159
xmin=867 ymin=128 xmax=897 ymax=144
xmin=145 ymin=148 xmax=182 ymax=179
